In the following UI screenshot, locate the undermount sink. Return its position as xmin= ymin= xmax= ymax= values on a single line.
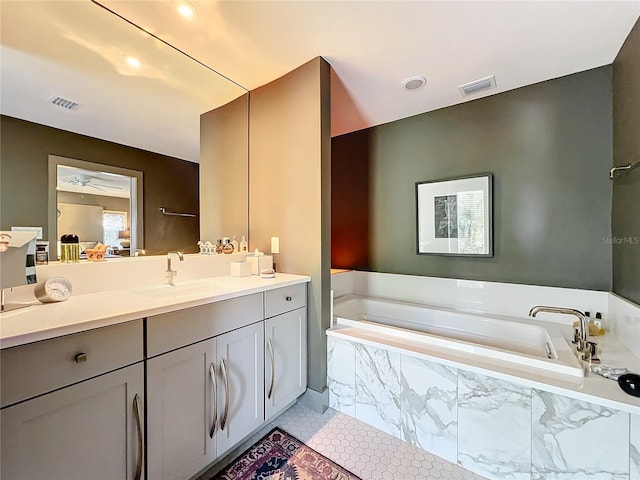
xmin=134 ymin=280 xmax=226 ymax=300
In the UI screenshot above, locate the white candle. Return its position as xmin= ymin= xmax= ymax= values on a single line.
xmin=271 ymin=236 xmax=280 ymax=254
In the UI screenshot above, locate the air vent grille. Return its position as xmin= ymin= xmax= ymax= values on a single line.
xmin=50 ymin=96 xmax=80 ymax=111
xmin=459 ymin=75 xmax=497 ymax=97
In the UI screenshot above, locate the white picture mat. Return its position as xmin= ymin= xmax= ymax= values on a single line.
xmin=417 ymin=175 xmax=491 ymax=255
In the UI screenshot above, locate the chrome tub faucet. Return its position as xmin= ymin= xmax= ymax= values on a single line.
xmin=165 ymin=251 xmax=184 ymax=285
xmin=529 ymin=305 xmax=588 ymax=352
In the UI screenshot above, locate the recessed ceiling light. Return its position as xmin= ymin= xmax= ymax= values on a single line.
xmin=403 ymin=76 xmax=426 ymax=91
xmin=175 ymin=1 xmax=196 ymax=18
xmin=125 ymin=56 xmax=141 ymax=69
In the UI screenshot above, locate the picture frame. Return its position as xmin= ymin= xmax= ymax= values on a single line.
xmin=416 ymin=174 xmax=493 ymax=257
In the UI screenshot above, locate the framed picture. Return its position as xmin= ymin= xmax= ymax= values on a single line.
xmin=416 ymin=174 xmax=493 ymax=256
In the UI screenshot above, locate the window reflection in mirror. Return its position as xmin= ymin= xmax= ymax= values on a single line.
xmin=49 ymin=155 xmax=143 ymax=260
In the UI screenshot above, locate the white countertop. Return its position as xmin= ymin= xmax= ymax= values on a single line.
xmin=328 ymin=325 xmax=640 ymax=415
xmin=0 ymin=274 xmax=310 ymax=349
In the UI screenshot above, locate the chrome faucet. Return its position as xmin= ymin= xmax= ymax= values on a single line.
xmin=165 ymin=251 xmax=184 ymax=285
xmin=529 ymin=306 xmax=588 ymax=351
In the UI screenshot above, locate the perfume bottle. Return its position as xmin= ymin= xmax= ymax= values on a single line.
xmin=215 ymin=239 xmax=223 ymax=254
xmin=231 ymin=236 xmax=239 ymax=253
xmin=222 ymin=238 xmax=234 ymax=254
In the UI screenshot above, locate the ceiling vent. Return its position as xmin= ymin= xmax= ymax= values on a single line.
xmin=459 ymin=75 xmax=497 ymax=97
xmin=49 ymin=96 xmax=80 ymax=111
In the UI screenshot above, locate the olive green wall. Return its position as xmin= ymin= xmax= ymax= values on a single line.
xmin=332 ymin=66 xmax=613 ymax=291
xmin=612 ymin=17 xmax=640 ymax=304
xmin=0 ymin=116 xmax=199 ymax=255
xmin=57 ymin=192 xmax=130 ymax=212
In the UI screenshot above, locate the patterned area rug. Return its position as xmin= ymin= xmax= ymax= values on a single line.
xmin=214 ymin=427 xmax=362 ymax=480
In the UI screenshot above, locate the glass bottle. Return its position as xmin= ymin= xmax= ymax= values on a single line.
xmin=222 ymin=238 xmax=234 ymax=254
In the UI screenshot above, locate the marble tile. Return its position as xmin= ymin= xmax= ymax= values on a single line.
xmin=531 ymin=389 xmax=629 ymax=480
xmin=401 ymin=354 xmax=458 ymax=463
xmin=457 ymin=371 xmax=531 ymax=480
xmin=354 ymin=343 xmax=402 ymax=438
xmin=327 ymin=336 xmax=356 ymax=415
xmin=629 ymin=413 xmax=639 ymax=480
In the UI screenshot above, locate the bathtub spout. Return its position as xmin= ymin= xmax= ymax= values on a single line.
xmin=529 ymin=306 xmax=587 ymax=352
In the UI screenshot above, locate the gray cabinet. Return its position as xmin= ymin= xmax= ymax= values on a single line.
xmin=0 ymin=321 xmax=145 ymax=480
xmin=146 ymin=299 xmax=266 ymax=480
xmin=265 ymin=307 xmax=307 ymax=420
xmin=215 ymin=322 xmax=265 ymax=456
xmin=147 ymin=338 xmax=217 ymax=480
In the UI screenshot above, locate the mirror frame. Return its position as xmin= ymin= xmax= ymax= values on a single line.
xmin=48 ymin=155 xmax=144 ymax=259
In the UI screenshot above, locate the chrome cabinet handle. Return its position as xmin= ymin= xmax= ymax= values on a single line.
xmin=133 ymin=394 xmax=143 ymax=480
xmin=209 ymin=363 xmax=217 ymax=438
xmin=267 ymin=338 xmax=275 ymax=400
xmin=285 ymin=296 xmax=292 ymax=301
xmin=220 ymin=358 xmax=230 ymax=431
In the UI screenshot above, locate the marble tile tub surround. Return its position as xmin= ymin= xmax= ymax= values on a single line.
xmin=327 ymin=337 xmax=640 ymax=480
xmin=632 ymin=414 xmax=640 ymax=480
xmin=458 ymin=371 xmax=532 ymax=480
xmin=5 ymin=253 xmax=247 ymax=301
xmin=402 ymin=354 xmax=458 ymax=463
xmin=531 ymin=389 xmax=630 ymax=480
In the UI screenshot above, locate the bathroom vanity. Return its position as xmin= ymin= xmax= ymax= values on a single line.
xmin=0 ymin=273 xmax=309 ymax=480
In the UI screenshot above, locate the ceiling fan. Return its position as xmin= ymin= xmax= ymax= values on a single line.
xmin=67 ymin=174 xmax=124 ymax=192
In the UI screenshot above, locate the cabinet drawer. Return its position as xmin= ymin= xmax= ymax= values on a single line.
xmin=1 ymin=320 xmax=143 ymax=408
xmin=147 ymin=293 xmax=264 ymax=357
xmin=264 ymin=284 xmax=307 ymax=318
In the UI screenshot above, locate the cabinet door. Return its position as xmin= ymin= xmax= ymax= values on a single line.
xmin=1 ymin=363 xmax=144 ymax=480
xmin=265 ymin=307 xmax=307 ymax=419
xmin=215 ymin=321 xmax=265 ymax=456
xmin=147 ymin=339 xmax=217 ymax=480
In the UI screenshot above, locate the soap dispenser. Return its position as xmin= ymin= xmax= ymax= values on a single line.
xmin=239 ymin=236 xmax=248 ymax=253
xmin=595 ymin=312 xmax=606 ymax=335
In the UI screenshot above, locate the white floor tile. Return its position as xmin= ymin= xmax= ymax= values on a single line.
xmin=197 ymin=403 xmax=488 ymax=480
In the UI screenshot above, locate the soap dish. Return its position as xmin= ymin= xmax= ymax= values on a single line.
xmin=618 ymin=373 xmax=640 ymax=397
xmin=260 ymin=269 xmax=275 ymax=279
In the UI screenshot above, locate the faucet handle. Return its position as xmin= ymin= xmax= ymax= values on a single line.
xmin=164 ymin=269 xmax=177 ymax=285
xmin=585 ymin=341 xmax=600 ymax=364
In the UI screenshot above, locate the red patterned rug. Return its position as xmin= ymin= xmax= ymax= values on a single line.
xmin=214 ymin=427 xmax=362 ymax=480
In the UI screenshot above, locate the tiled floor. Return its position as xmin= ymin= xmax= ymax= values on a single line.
xmin=198 ymin=403 xmax=487 ymax=479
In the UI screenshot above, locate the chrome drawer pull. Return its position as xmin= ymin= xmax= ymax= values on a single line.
xmin=220 ymin=358 xmax=230 ymax=431
xmin=133 ymin=394 xmax=143 ymax=480
xmin=267 ymin=339 xmax=275 ymax=400
xmin=74 ymin=353 xmax=87 ymax=363
xmin=209 ymin=363 xmax=217 ymax=438
xmin=285 ymin=296 xmax=292 ymax=301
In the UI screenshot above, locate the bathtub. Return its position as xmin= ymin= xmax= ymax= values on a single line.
xmin=332 ymin=295 xmax=584 ymax=377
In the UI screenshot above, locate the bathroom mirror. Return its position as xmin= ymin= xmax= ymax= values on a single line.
xmin=0 ymin=0 xmax=249 ymax=256
xmin=49 ymin=155 xmax=144 ymax=259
